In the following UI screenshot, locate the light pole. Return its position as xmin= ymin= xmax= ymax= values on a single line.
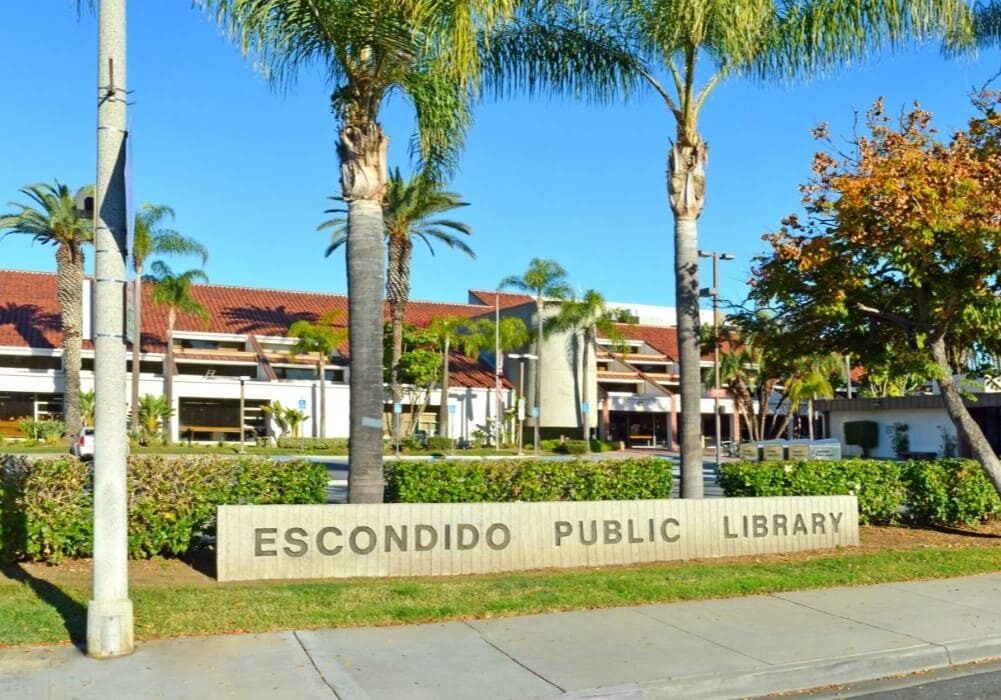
xmin=698 ymin=250 xmax=735 ymax=470
xmin=508 ymin=353 xmax=537 ymax=455
xmin=494 ymin=291 xmax=502 ymax=450
xmin=238 ymin=376 xmax=248 ymax=454
xmin=88 ymin=0 xmax=133 ymax=658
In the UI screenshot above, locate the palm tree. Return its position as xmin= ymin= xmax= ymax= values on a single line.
xmin=484 ymin=0 xmax=972 ymax=497
xmin=130 ymin=204 xmax=208 ymax=433
xmin=776 ymin=353 xmax=842 ymax=440
xmin=207 ymin=0 xmax=517 ymax=503
xmin=144 ymin=261 xmax=209 ymax=441
xmin=548 ymin=289 xmax=620 ymax=450
xmin=0 ymin=181 xmax=93 ymax=436
xmin=288 ymin=312 xmax=346 ymax=439
xmin=321 ymin=168 xmax=474 ymax=446
xmin=500 ymin=259 xmax=571 ymax=450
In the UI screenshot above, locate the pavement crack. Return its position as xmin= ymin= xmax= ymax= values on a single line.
xmin=293 ymin=630 xmax=341 ymax=698
xmin=632 ymin=607 xmax=773 ymax=665
xmin=767 ymin=593 xmax=941 ymax=649
xmin=462 ymin=621 xmax=566 ymax=693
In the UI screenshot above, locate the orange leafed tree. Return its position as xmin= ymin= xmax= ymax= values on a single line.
xmin=749 ymin=96 xmax=1001 ymax=493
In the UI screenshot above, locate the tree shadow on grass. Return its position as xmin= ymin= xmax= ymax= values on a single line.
xmin=0 ymin=564 xmax=87 ymax=649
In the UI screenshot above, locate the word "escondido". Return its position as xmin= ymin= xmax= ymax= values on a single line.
xmin=254 ymin=523 xmax=511 ymax=557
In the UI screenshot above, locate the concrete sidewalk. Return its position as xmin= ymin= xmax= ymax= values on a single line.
xmin=5 ymin=574 xmax=1001 ymax=699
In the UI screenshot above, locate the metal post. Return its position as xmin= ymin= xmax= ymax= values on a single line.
xmin=517 ymin=361 xmax=525 ymax=455
xmin=239 ymin=377 xmax=246 ymax=454
xmin=88 ymin=0 xmax=133 ymax=658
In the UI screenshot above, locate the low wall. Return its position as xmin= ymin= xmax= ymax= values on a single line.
xmin=217 ymin=496 xmax=858 ymax=582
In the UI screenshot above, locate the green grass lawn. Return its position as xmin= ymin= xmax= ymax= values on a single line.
xmin=3 ymin=544 xmax=1001 ymax=648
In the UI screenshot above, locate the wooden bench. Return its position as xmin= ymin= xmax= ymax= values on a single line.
xmin=181 ymin=425 xmax=255 ymax=442
xmin=628 ymin=434 xmax=654 ymax=447
xmin=0 ymin=418 xmax=23 ymax=438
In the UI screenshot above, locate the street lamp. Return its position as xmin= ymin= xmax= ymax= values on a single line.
xmin=698 ymin=250 xmax=736 ymax=470
xmin=507 ymin=353 xmax=537 ymax=455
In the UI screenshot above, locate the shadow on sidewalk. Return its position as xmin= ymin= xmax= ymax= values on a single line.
xmin=1 ymin=564 xmax=87 ymax=649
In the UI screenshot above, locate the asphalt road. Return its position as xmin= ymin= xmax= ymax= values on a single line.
xmin=781 ymin=659 xmax=1001 ymax=699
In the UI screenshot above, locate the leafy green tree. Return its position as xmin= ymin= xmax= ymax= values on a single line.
xmin=774 ymin=353 xmax=842 ymax=440
xmin=130 ymin=203 xmax=208 ymax=433
xmin=206 ymin=0 xmax=519 ymax=503
xmin=500 ymin=259 xmax=571 ymax=448
xmin=484 ymin=0 xmax=972 ymax=495
xmin=322 ymin=169 xmax=474 ymax=443
xmin=548 ymin=289 xmax=620 ymax=449
xmin=288 ymin=311 xmax=346 ymax=439
xmin=0 ymin=181 xmax=94 ymax=435
xmin=145 ymin=261 xmax=210 ymax=441
xmin=386 ymin=322 xmax=442 ymax=437
xmin=750 ymin=98 xmax=1001 ymax=493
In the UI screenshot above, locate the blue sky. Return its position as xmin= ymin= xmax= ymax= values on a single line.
xmin=0 ymin=3 xmax=996 ymax=311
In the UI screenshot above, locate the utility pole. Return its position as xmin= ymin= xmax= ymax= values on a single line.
xmin=88 ymin=0 xmax=133 ymax=658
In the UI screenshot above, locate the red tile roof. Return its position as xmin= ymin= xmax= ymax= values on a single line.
xmin=467 ymin=289 xmax=534 ymax=310
xmin=0 ymin=269 xmax=502 ymax=387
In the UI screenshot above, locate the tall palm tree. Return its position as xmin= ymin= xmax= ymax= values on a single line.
xmin=288 ymin=312 xmax=346 ymax=439
xmin=548 ymin=289 xmax=620 ymax=450
xmin=144 ymin=261 xmax=209 ymax=441
xmin=321 ymin=168 xmax=474 ymax=446
xmin=500 ymin=259 xmax=571 ymax=449
xmin=207 ymin=0 xmax=517 ymax=503
xmin=130 ymin=203 xmax=208 ymax=433
xmin=484 ymin=0 xmax=971 ymax=496
xmin=0 ymin=181 xmax=93 ymax=436
xmin=776 ymin=353 xmax=841 ymax=440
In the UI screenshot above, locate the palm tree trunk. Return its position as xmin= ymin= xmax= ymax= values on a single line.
xmin=165 ymin=310 xmax=176 ymax=443
xmin=57 ymin=243 xmax=84 ymax=436
xmin=318 ymin=358 xmax=326 ymax=439
xmin=387 ymin=237 xmax=411 ymax=447
xmin=931 ymin=337 xmax=1001 ymax=494
xmin=439 ymin=336 xmax=451 ymax=438
xmin=669 ymin=134 xmax=708 ymax=498
xmin=339 ymin=120 xmax=388 ymax=504
xmin=130 ymin=270 xmax=142 ymax=434
xmin=534 ymin=297 xmax=543 ymax=448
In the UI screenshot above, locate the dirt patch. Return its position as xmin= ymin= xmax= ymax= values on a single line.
xmin=4 ymin=524 xmax=1001 ymax=590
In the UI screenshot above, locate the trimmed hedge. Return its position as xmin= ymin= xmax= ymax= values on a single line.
xmin=0 ymin=454 xmax=326 ymax=563
xmin=385 ymin=457 xmax=672 ymax=503
xmin=718 ymin=458 xmax=1001 ymax=527
xmin=275 ymin=437 xmax=349 ymax=452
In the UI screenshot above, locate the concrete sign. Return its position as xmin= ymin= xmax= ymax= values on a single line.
xmin=217 ymin=496 xmax=858 ymax=582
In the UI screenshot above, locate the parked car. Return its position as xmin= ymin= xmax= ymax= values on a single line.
xmin=70 ymin=426 xmax=95 ymax=460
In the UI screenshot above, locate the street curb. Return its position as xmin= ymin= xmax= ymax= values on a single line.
xmin=561 ymin=639 xmax=1001 ymax=699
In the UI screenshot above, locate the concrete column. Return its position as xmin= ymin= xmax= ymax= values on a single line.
xmin=87 ymin=0 xmax=133 ymax=658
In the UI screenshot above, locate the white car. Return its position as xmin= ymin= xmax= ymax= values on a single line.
xmin=70 ymin=426 xmax=95 ymax=460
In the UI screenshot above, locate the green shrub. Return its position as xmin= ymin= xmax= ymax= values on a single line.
xmin=590 ymin=439 xmax=614 ymax=452
xmin=1 ymin=455 xmax=92 ymax=562
xmin=0 ymin=455 xmax=327 ymax=563
xmin=275 ymin=437 xmax=348 ymax=452
xmin=555 ymin=440 xmax=589 ymax=455
xmin=718 ymin=459 xmax=907 ymax=524
xmin=539 ymin=439 xmax=561 ymax=452
xmin=903 ymin=458 xmax=1001 ymax=526
xmin=844 ymin=420 xmax=879 ymax=457
xmin=425 ymin=436 xmax=454 ymax=452
xmin=385 ymin=457 xmax=673 ymax=503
